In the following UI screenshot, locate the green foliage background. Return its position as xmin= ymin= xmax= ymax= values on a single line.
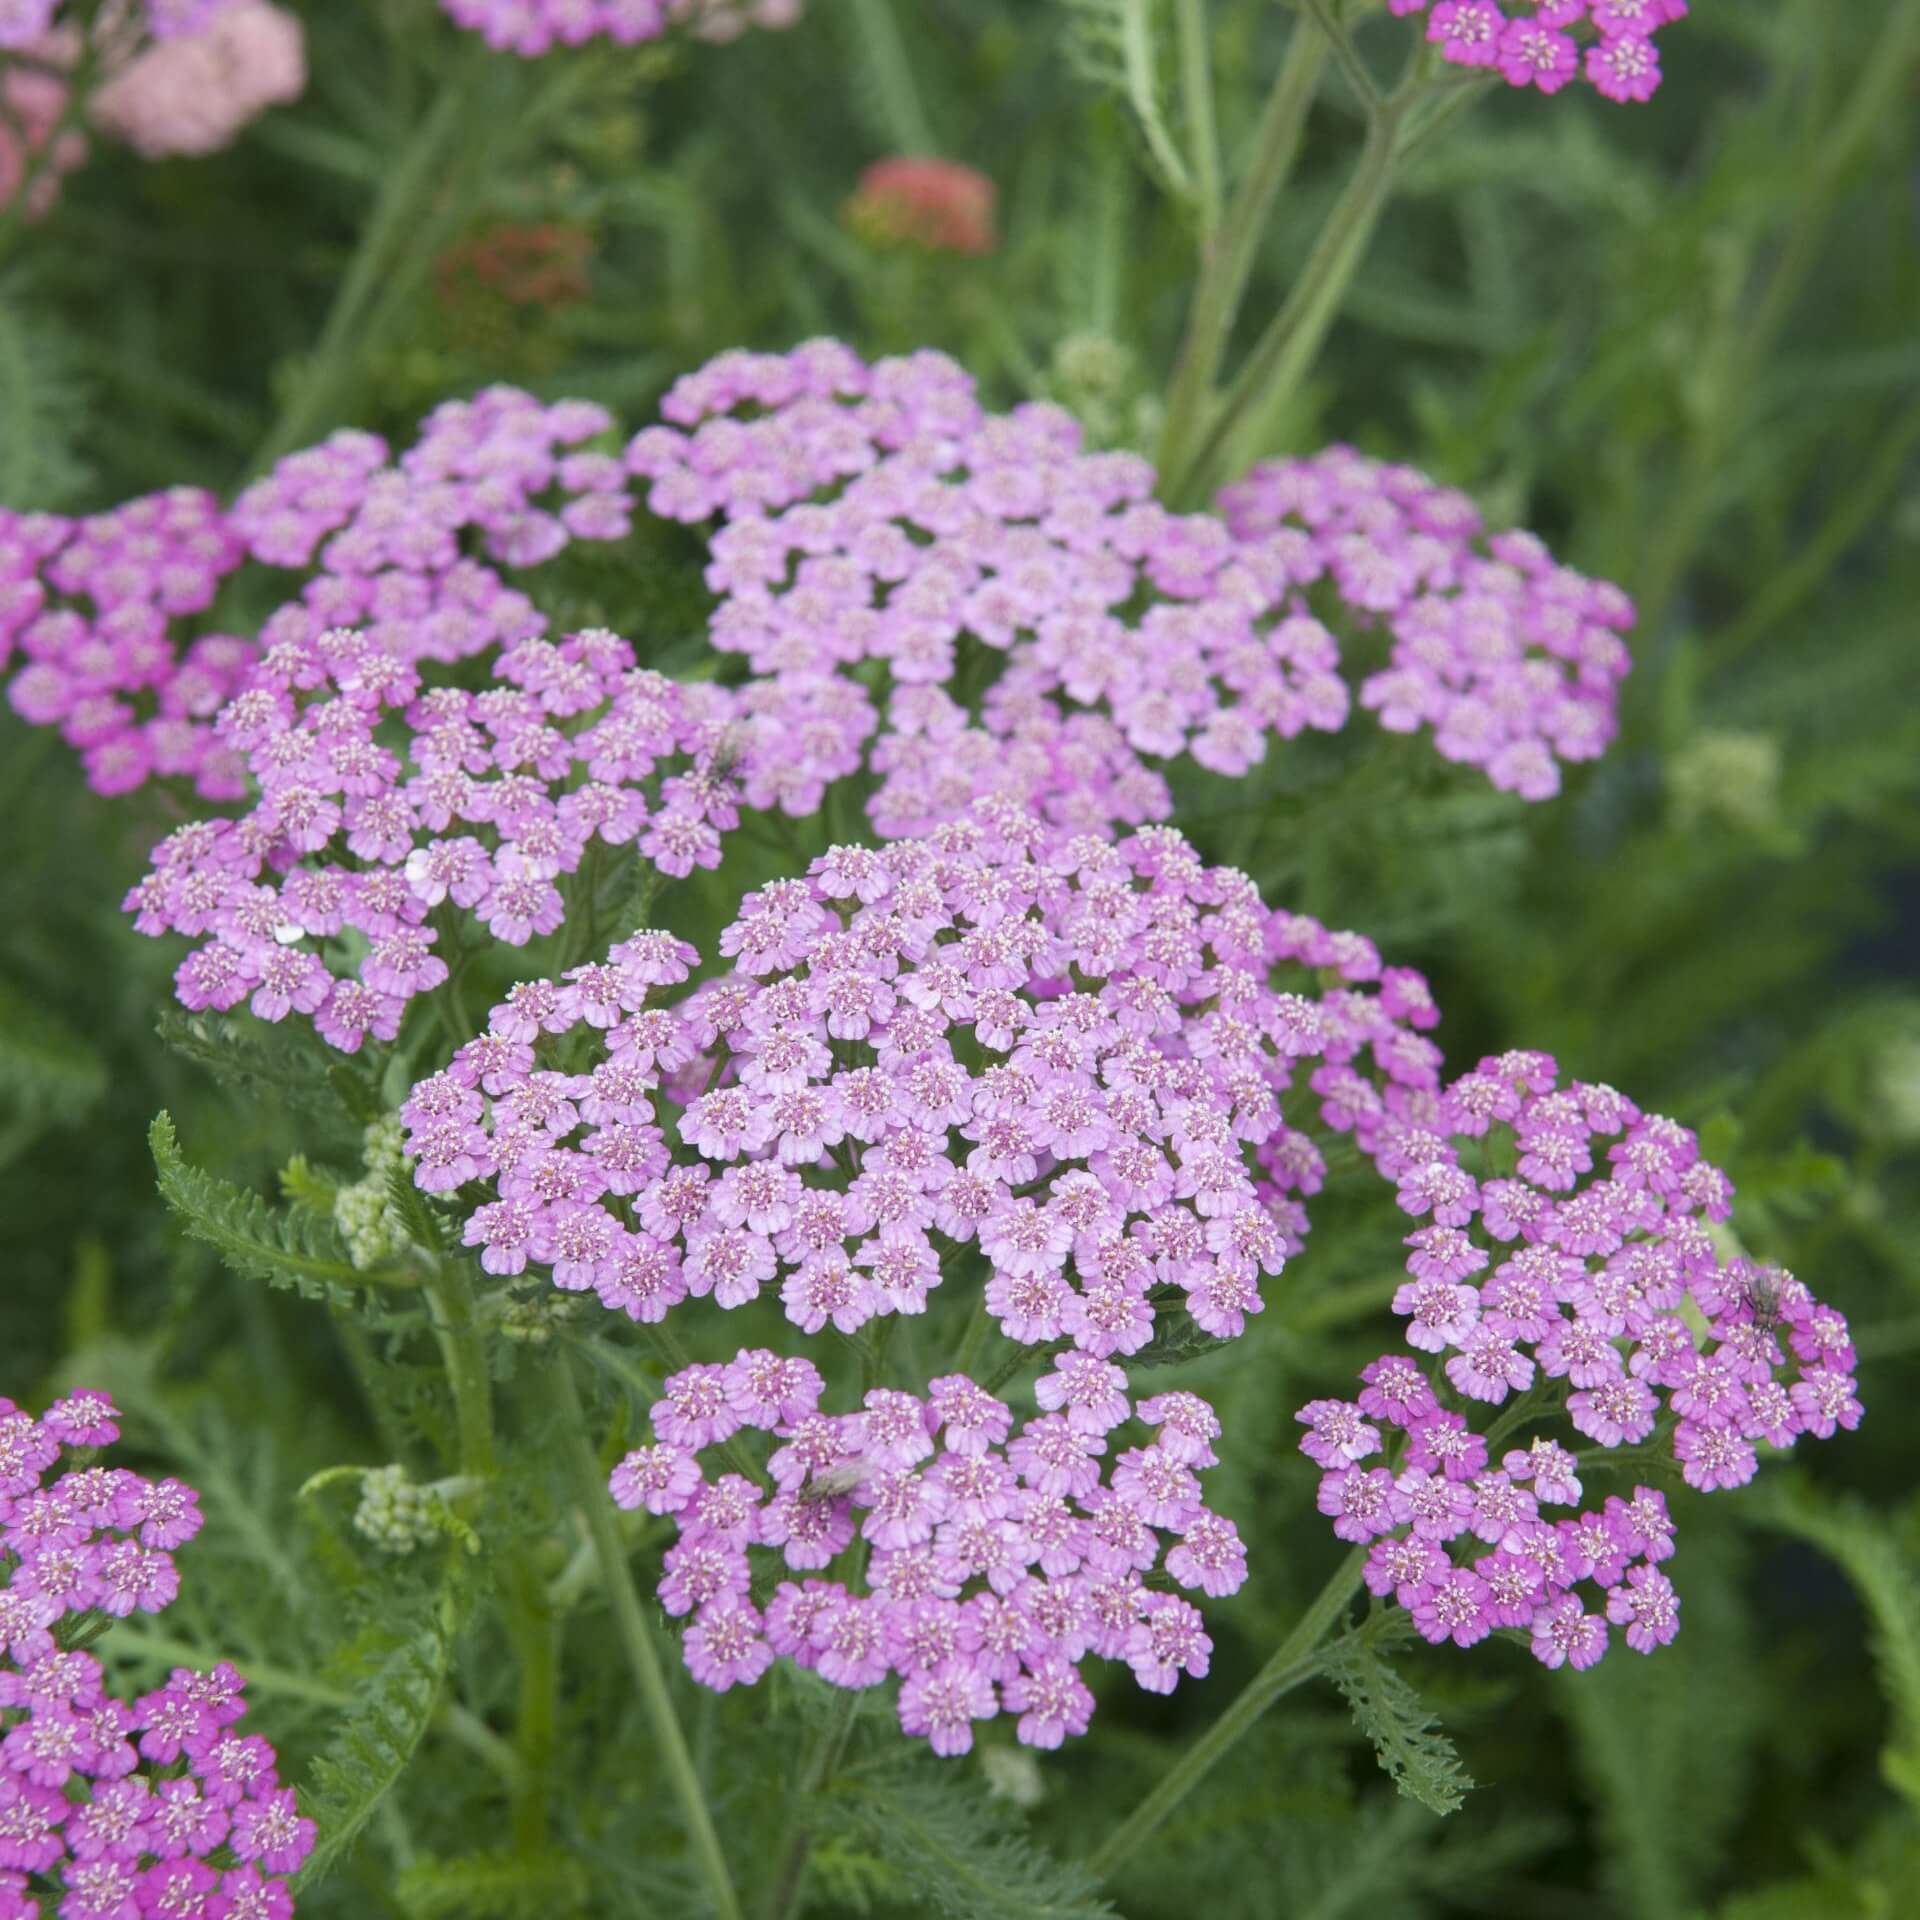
xmin=2 ymin=2 xmax=1917 ymax=1915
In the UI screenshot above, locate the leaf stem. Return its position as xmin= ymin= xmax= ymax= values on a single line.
xmin=1085 ymin=1543 xmax=1368 ymax=1879
xmin=1156 ymin=13 xmax=1329 ymax=493
xmin=762 ymin=1688 xmax=862 ymax=1920
xmin=1175 ymin=0 xmax=1223 ymax=238
xmin=1168 ymin=99 xmax=1403 ymax=504
xmin=552 ymin=1357 xmax=744 ymax=1920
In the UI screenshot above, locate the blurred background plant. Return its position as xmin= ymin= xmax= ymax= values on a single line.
xmin=1 ymin=1 xmax=1917 ymax=1915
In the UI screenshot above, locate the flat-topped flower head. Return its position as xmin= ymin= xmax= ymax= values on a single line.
xmin=628 ymin=340 xmax=1367 ymax=837
xmin=1216 ymin=445 xmax=1635 ymax=800
xmin=0 ymin=1392 xmax=311 ymax=1907
xmin=402 ymin=802 xmax=1444 ymax=1354
xmin=8 ymin=386 xmax=642 ymax=802
xmin=1389 ymin=1 xmax=1682 ymax=101
xmin=438 ymin=0 xmax=802 ymax=56
xmin=126 ymin=624 xmax=734 ymax=1050
xmin=610 ymin=1351 xmax=1241 ymax=1752
xmin=1302 ymin=1050 xmax=1857 ymax=1670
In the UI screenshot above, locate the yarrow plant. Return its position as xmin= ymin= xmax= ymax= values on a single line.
xmin=633 ymin=341 xmax=1636 ymax=823
xmin=608 ymin=1350 xmax=1242 ymax=1751
xmin=845 ymin=158 xmax=999 ymax=257
xmin=2 ymin=386 xmax=638 ymax=799
xmin=1298 ymin=1050 xmax=1862 ymax=1665
xmin=436 ymin=0 xmax=802 ymax=56
xmin=1387 ymin=0 xmax=1684 ymax=102
xmin=1216 ymin=446 xmax=1634 ymax=801
xmin=398 ymin=801 xmax=1443 ymax=1348
xmin=0 ymin=1391 xmax=312 ymax=1917
xmin=125 ymin=623 xmax=731 ymax=1050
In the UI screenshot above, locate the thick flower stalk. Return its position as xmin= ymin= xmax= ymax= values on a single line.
xmin=3 ymin=388 xmax=636 ymax=799
xmin=1299 ymin=1051 xmax=1861 ymax=1664
xmin=437 ymin=0 xmax=802 ymax=57
xmin=609 ymin=1349 xmax=1242 ymax=1752
xmin=0 ymin=1392 xmax=313 ymax=1917
xmin=1388 ymin=0 xmax=1684 ymax=103
xmin=124 ymin=624 xmax=733 ymax=1051
xmin=1216 ymin=446 xmax=1634 ymax=801
xmin=399 ymin=801 xmax=1443 ymax=1349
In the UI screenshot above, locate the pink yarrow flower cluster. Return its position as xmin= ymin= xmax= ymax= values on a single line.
xmin=1 ymin=493 xmax=253 ymax=800
xmin=1299 ymin=1050 xmax=1861 ymax=1667
xmin=437 ymin=0 xmax=801 ymax=57
xmin=125 ymin=623 xmax=736 ymax=1052
xmin=401 ymin=801 xmax=1444 ymax=1351
xmin=89 ymin=1 xmax=304 ymax=160
xmin=6 ymin=388 xmax=643 ymax=800
xmin=610 ymin=1349 xmax=1242 ymax=1751
xmin=1387 ymin=1 xmax=1683 ymax=102
xmin=629 ymin=340 xmax=1361 ymax=837
xmin=1216 ymin=445 xmax=1634 ymax=801
xmin=0 ymin=1391 xmax=312 ymax=1917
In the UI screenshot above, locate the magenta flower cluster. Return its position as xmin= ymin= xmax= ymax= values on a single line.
xmin=1 ymin=494 xmax=254 ymax=801
xmin=1297 ymin=1051 xmax=1862 ymax=1666
xmin=1215 ymin=445 xmax=1634 ymax=801
xmin=631 ymin=341 xmax=1364 ymax=838
xmin=1387 ymin=1 xmax=1684 ymax=102
xmin=436 ymin=0 xmax=801 ymax=57
xmin=125 ymin=624 xmax=733 ymax=1053
xmin=0 ymin=1392 xmax=312 ymax=1919
xmin=400 ymin=802 xmax=1443 ymax=1349
xmin=609 ymin=1348 xmax=1241 ymax=1752
xmin=5 ymin=387 xmax=636 ymax=800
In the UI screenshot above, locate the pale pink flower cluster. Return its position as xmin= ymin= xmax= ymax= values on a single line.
xmin=401 ymin=801 xmax=1444 ymax=1353
xmin=1216 ymin=446 xmax=1634 ymax=801
xmin=1298 ymin=1050 xmax=1860 ymax=1665
xmin=8 ymin=389 xmax=636 ymax=799
xmin=125 ymin=625 xmax=735 ymax=1052
xmin=90 ymin=1 xmax=303 ymax=160
xmin=609 ymin=1349 xmax=1240 ymax=1752
xmin=630 ymin=342 xmax=1359 ymax=837
xmin=0 ymin=26 xmax=84 ymax=219
xmin=1 ymin=492 xmax=254 ymax=801
xmin=437 ymin=0 xmax=801 ymax=57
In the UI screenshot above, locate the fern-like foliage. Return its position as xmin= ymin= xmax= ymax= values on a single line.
xmin=0 ymin=271 xmax=91 ymax=506
xmin=821 ymin=1759 xmax=1116 ymax=1920
xmin=150 ymin=1110 xmax=423 ymax=1300
xmin=155 ymin=1008 xmax=376 ymax=1124
xmin=1747 ymin=1477 xmax=1920 ymax=1811
xmin=0 ymin=975 xmax=107 ymax=1162
xmin=1058 ymin=0 xmax=1195 ymax=206
xmin=394 ymin=1849 xmax=590 ymax=1917
xmin=1325 ymin=1640 xmax=1475 ymax=1817
xmin=297 ymin=1609 xmax=454 ymax=1889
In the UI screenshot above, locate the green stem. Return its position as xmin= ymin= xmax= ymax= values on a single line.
xmin=1175 ymin=0 xmax=1223 ymax=238
xmin=1157 ymin=15 xmax=1330 ymax=494
xmin=1085 ymin=1544 xmax=1368 ymax=1880
xmin=423 ymin=1260 xmax=497 ymax=1478
xmin=553 ymin=1359 xmax=744 ymax=1920
xmin=763 ymin=1689 xmax=861 ymax=1920
xmin=1169 ymin=101 xmax=1403 ymax=505
xmin=247 ymin=42 xmax=491 ymax=471
xmin=847 ymin=0 xmax=936 ymax=154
